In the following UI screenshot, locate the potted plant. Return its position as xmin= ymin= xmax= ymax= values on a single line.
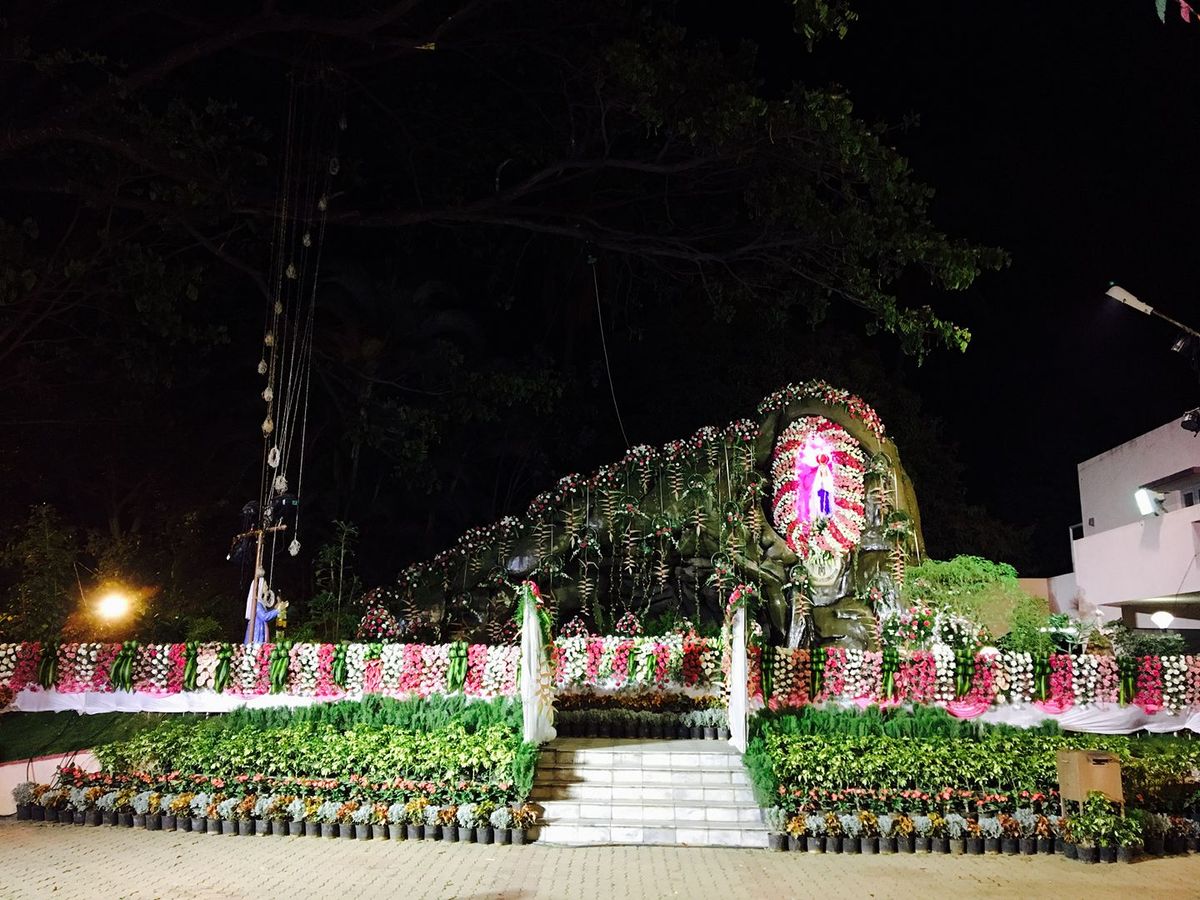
xmin=236 ymin=795 xmax=257 ymax=836
xmin=12 ymin=782 xmax=35 ymax=821
xmin=338 ymin=800 xmax=362 ymax=840
xmin=490 ymin=805 xmax=513 ymax=845
xmin=1142 ymin=811 xmax=1167 ymax=857
xmin=511 ymin=803 xmax=537 ymax=845
xmin=98 ymin=791 xmax=119 ymax=827
xmin=979 ymin=816 xmax=1001 ymax=854
xmin=945 ymin=813 xmax=966 ymax=855
xmin=1014 ymin=810 xmax=1036 ymax=855
xmin=1060 ymin=815 xmax=1078 ymax=859
xmin=148 ymin=792 xmax=164 ymax=831
xmin=351 ymin=802 xmax=373 ymax=840
xmin=823 ymin=812 xmax=842 ymax=853
xmin=596 ymin=710 xmax=612 ymax=739
xmin=702 ymin=709 xmax=719 ymax=741
xmin=387 ymin=802 xmax=407 ymax=841
xmin=132 ymin=790 xmax=153 ymax=829
xmin=929 ymin=812 xmax=950 ymax=854
xmin=157 ymin=793 xmax=177 ymax=831
xmin=1035 ymin=815 xmax=1054 ymax=855
xmin=913 ymin=815 xmax=932 ymax=853
xmin=839 ymin=813 xmax=862 ymax=854
xmin=893 ymin=813 xmax=915 ymax=853
xmin=437 ymin=804 xmax=459 ymax=842
xmin=965 ymin=818 xmax=983 ymax=855
xmin=406 ymin=797 xmax=430 ymax=840
xmin=168 ymin=792 xmax=192 ymax=832
xmin=1166 ymin=815 xmax=1190 ymax=856
xmin=785 ymin=814 xmax=807 ymax=852
xmin=286 ymin=798 xmax=307 ymax=837
xmin=683 ymin=710 xmax=702 ymax=740
xmin=82 ymin=787 xmax=104 ymax=827
xmin=858 ymin=810 xmax=879 ymax=854
xmin=762 ymin=808 xmax=787 ymax=851
xmin=475 ymin=800 xmax=497 ymax=844
xmin=716 ymin=708 xmax=730 ymax=741
xmin=370 ymin=802 xmax=389 ymax=840
xmin=317 ymin=799 xmax=341 ymax=838
xmin=30 ymin=784 xmax=49 ymax=821
xmin=254 ymin=796 xmax=274 ymax=835
xmin=303 ymin=798 xmax=323 ymax=838
xmin=1114 ymin=814 xmax=1142 ymax=864
xmin=456 ymin=803 xmax=478 ymax=843
xmin=804 ymin=814 xmax=825 ymax=853
xmin=42 ymin=788 xmax=66 ymax=824
xmin=998 ymin=814 xmax=1021 ymax=856
xmin=190 ymin=792 xmax=210 ymax=833
xmin=204 ymin=795 xmax=223 ymax=835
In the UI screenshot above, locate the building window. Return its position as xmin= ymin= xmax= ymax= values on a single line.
xmin=1185 ymin=490 xmax=1197 ymax=508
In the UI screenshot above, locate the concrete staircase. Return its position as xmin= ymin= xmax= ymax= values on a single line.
xmin=530 ymin=738 xmax=767 ymax=848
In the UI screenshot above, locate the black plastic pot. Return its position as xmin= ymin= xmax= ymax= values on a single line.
xmin=1077 ymin=845 xmax=1098 ymax=864
xmin=512 ymin=828 xmax=527 ymax=845
xmin=966 ymin=838 xmax=983 ymax=855
xmin=1099 ymin=844 xmax=1117 ymax=863
xmin=320 ymin=822 xmax=335 ymax=838
xmin=133 ymin=814 xmax=146 ymax=829
xmin=949 ymin=838 xmax=965 ymax=856
xmin=371 ymin=824 xmax=387 ymax=840
xmin=914 ymin=836 xmax=930 ymax=853
xmin=1019 ymin=837 xmax=1036 ymax=855
xmin=718 ymin=726 xmax=730 ymax=740
xmin=496 ymin=827 xmax=511 ymax=845
xmin=676 ymin=725 xmax=689 ymax=739
xmin=103 ymin=811 xmax=117 ymax=827
xmin=704 ymin=726 xmax=717 ymax=740
xmin=1063 ymin=841 xmax=1077 ymax=860
xmin=843 ymin=836 xmax=861 ymax=854
xmin=1117 ymin=845 xmax=1136 ymax=863
xmin=786 ymin=835 xmax=801 ymax=852
xmin=255 ymin=818 xmax=271 ymax=836
xmin=191 ymin=816 xmax=205 ymax=833
xmin=237 ymin=819 xmax=252 ymax=836
xmin=861 ymin=837 xmax=878 ymax=854
xmin=1166 ymin=835 xmax=1187 ymax=855
xmin=934 ymin=837 xmax=950 ymax=854
xmin=1144 ymin=835 xmax=1165 ymax=856
xmin=880 ymin=836 xmax=896 ymax=854
xmin=16 ymin=804 xmax=31 ymax=821
xmin=768 ymin=833 xmax=786 ymax=851
xmin=73 ymin=811 xmax=85 ymax=825
xmin=442 ymin=824 xmax=458 ymax=842
xmin=161 ymin=814 xmax=176 ymax=832
xmin=824 ymin=836 xmax=841 ymax=853
xmin=407 ymin=824 xmax=423 ymax=841
xmin=58 ymin=808 xmax=73 ymax=824
xmin=898 ymin=835 xmax=915 ymax=854
xmin=478 ymin=825 xmax=494 ymax=845
xmin=31 ymin=806 xmax=46 ymax=822
xmin=338 ymin=824 xmax=355 ymax=840
xmin=206 ymin=816 xmax=220 ymax=834
xmin=806 ymin=836 xmax=824 ymax=853
xmin=85 ymin=810 xmax=102 ymax=827
xmin=1001 ymin=837 xmax=1019 ymax=855
xmin=690 ymin=726 xmax=703 ymax=739
xmin=356 ymin=824 xmax=371 ymax=840
xmin=392 ymin=823 xmax=406 ymax=842
xmin=1037 ymin=837 xmax=1053 ymax=855
xmin=288 ymin=820 xmax=303 ymax=837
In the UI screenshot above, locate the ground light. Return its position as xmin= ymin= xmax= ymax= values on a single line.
xmin=97 ymin=589 xmax=132 ymax=621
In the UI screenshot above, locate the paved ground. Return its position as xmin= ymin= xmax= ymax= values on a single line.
xmin=1 ymin=818 xmax=1198 ymax=899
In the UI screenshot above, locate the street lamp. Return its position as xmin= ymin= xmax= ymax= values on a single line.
xmin=1105 ymin=284 xmax=1200 ymax=339
xmin=97 ymin=590 xmax=132 ymax=621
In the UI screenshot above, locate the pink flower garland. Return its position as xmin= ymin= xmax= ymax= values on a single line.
xmin=11 ymin=641 xmax=40 ymax=692
xmin=1186 ymin=656 xmax=1200 ymax=708
xmin=315 ymin=644 xmax=339 ymax=697
xmin=464 ymin=645 xmax=487 ymax=696
xmin=1134 ymin=656 xmax=1164 ymax=713
xmin=965 ymin=653 xmax=998 ymax=706
xmin=897 ymin=651 xmax=937 ymax=704
xmin=817 ymin=647 xmax=847 ymax=702
xmin=1048 ymin=654 xmax=1074 ymax=709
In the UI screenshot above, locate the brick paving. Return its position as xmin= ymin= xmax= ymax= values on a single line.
xmin=1 ymin=818 xmax=1198 ymax=899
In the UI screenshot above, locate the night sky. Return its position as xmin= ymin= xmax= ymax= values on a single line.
xmin=799 ymin=3 xmax=1200 ymax=574
xmin=2 ymin=1 xmax=1198 ymax=634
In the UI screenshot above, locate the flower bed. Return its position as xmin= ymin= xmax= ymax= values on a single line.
xmin=0 ymin=640 xmax=518 ymax=702
xmin=551 ymin=634 xmax=722 ymax=693
xmin=10 ymin=696 xmax=542 ymax=845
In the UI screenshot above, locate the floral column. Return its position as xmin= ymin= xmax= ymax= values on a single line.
xmin=519 ymin=582 xmax=557 ymax=744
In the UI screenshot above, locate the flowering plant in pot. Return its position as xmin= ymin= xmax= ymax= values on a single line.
xmin=964 ymin=818 xmax=983 ymax=855
xmin=368 ymin=802 xmax=389 ymax=840
xmin=490 ymin=805 xmax=514 ymax=845
xmin=338 ymin=800 xmax=363 ymax=840
xmin=511 ymin=803 xmax=537 ymax=845
xmin=945 ymin=813 xmax=966 ymax=855
xmin=839 ymin=814 xmax=862 ymax=854
xmin=168 ymin=792 xmax=193 ymax=831
xmin=474 ymin=800 xmax=497 ymax=845
xmin=857 ymin=811 xmax=879 ymax=854
xmin=405 ymin=797 xmax=429 ymax=839
xmin=912 ymin=815 xmax=933 ymax=853
xmin=350 ymin=802 xmax=373 ymax=840
xmin=877 ymin=814 xmax=896 ymax=853
xmin=928 ymin=812 xmax=950 ymax=854
xmin=253 ymin=796 xmax=274 ymax=835
xmin=235 ymin=794 xmax=257 ymax=836
xmin=804 ymin=814 xmax=826 ymax=853
xmin=979 ymin=816 xmax=1002 ymax=854
xmin=784 ymin=814 xmax=807 ymax=852
xmin=1034 ymin=814 xmax=1054 ymax=854
xmin=317 ymin=800 xmax=341 ymax=838
xmin=301 ymin=797 xmax=322 ymax=837
xmin=12 ymin=782 xmax=36 ymax=820
xmin=386 ymin=802 xmax=407 ymax=841
xmin=456 ymin=803 xmax=478 ymax=842
xmin=822 ymin=811 xmax=842 ymax=853
xmin=280 ymin=797 xmax=305 ymax=837
xmin=436 ymin=803 xmax=459 ymax=842
xmin=997 ymin=813 xmax=1021 ymax=855
xmin=893 ymin=813 xmax=915 ymax=853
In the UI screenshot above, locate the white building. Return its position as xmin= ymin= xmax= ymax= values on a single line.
xmin=1051 ymin=413 xmax=1200 ymax=629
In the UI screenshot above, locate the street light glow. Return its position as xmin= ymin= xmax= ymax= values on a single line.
xmin=97 ymin=591 xmax=131 ymax=620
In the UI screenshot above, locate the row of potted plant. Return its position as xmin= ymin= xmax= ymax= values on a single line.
xmin=761 ymin=802 xmax=1197 ymax=864
xmin=12 ymin=783 xmax=538 ymax=845
xmin=554 ymin=707 xmax=730 ymax=740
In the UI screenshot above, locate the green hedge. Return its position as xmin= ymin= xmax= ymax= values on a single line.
xmin=746 ymin=707 xmax=1200 ymax=813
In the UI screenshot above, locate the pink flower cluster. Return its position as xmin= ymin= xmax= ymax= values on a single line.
xmin=896 ymin=651 xmax=937 ymax=703
xmin=1135 ymin=656 xmax=1164 ymax=713
xmin=1048 ymin=654 xmax=1074 ymax=709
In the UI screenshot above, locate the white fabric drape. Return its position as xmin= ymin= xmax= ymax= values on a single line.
xmin=520 ymin=596 xmax=556 ymax=744
xmin=728 ymin=608 xmax=748 ymax=753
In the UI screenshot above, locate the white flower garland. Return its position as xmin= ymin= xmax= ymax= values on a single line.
xmin=1162 ymin=655 xmax=1188 ymax=713
xmin=932 ymin=645 xmax=956 ymax=702
xmin=0 ymin=643 xmax=18 ymax=684
xmin=290 ymin=643 xmax=322 ymax=696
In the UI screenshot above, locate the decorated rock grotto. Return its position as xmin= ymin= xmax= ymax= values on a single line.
xmin=384 ymin=380 xmax=923 ymax=653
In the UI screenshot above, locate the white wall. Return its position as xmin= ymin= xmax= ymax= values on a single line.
xmin=0 ymin=750 xmax=98 ymax=816
xmin=1078 ymin=414 xmax=1200 ymax=537
xmin=1071 ymin=503 xmax=1200 ymax=610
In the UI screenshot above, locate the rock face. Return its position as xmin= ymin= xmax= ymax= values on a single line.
xmin=391 ymin=382 xmax=922 ymax=651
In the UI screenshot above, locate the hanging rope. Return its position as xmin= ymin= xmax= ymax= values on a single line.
xmin=589 ymin=255 xmax=630 ymax=449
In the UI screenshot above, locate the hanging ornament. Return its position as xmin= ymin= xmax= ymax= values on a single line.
xmin=268 ymin=446 xmax=281 ymax=469
xmin=264 ymin=331 xmax=275 ymax=347
xmin=257 ymin=359 xmax=268 ymax=375
xmin=285 ymin=263 xmax=297 ymax=280
xmin=274 ymin=300 xmax=283 ymax=315
xmin=302 ymin=233 xmax=312 ymax=248
xmin=317 ymin=195 xmax=327 ymax=211
xmin=262 ymin=386 xmax=274 ymax=403
xmin=262 ymin=415 xmax=275 ymax=436
xmin=288 ymin=539 xmax=301 ymax=557
xmin=273 ymin=474 xmax=288 ymax=494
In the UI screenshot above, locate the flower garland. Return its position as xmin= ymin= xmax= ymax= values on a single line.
xmin=769 ymin=417 xmax=866 ymax=558
xmin=756 ymin=380 xmax=886 ymax=440
xmin=1047 ymin=654 xmax=1075 ymax=709
xmin=1134 ymin=655 xmax=1164 ymax=713
xmin=1161 ymin=654 xmax=1187 ymax=713
xmin=895 ymin=651 xmax=937 ymax=704
xmin=552 ymin=634 xmax=721 ymax=692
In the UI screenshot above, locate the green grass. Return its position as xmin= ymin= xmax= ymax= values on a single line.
xmin=0 ymin=712 xmax=175 ymax=763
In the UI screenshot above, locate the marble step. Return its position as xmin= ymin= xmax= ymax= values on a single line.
xmin=530 ymin=781 xmax=757 ymax=803
xmin=541 ymin=739 xmax=744 ymax=770
xmin=536 ymin=798 xmax=764 ymax=826
xmin=531 ymin=819 xmax=769 ymax=848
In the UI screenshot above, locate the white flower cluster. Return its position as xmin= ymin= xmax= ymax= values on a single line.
xmin=232 ymin=644 xmax=261 ymax=693
xmin=555 ymin=636 xmax=588 ymax=686
xmin=380 ymin=643 xmax=407 ymax=691
xmin=932 ymin=645 xmax=956 ymax=702
xmin=344 ymin=643 xmax=368 ymax=694
xmin=1162 ymin=655 xmax=1188 ymax=712
xmin=420 ymin=644 xmax=450 ymax=694
xmin=0 ymin=644 xmax=18 ymax=684
xmin=841 ymin=649 xmax=872 ymax=698
xmin=1073 ymin=654 xmax=1100 ymax=706
xmin=62 ymin=643 xmax=103 ymax=687
xmin=195 ymin=644 xmax=221 ymax=690
xmin=133 ymin=644 xmax=174 ymax=691
xmin=481 ymin=645 xmax=518 ymax=697
xmin=290 ymin=643 xmax=322 ymax=695
xmin=997 ymin=651 xmax=1033 ymax=705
